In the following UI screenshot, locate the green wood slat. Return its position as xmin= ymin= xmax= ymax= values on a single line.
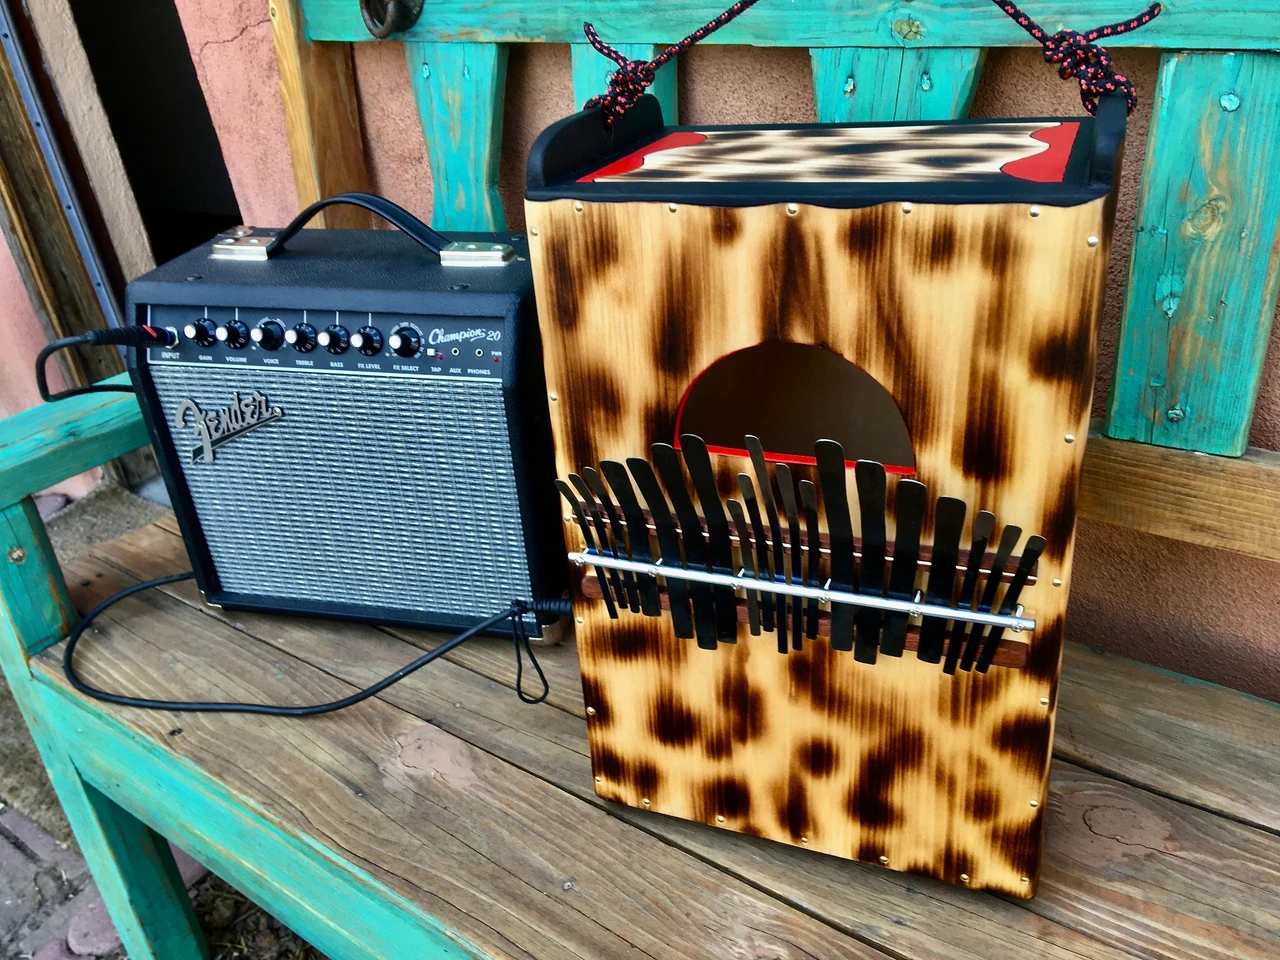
xmin=1105 ymin=51 xmax=1280 ymax=455
xmin=0 ymin=373 xmax=148 ymax=505
xmin=810 ymin=46 xmax=985 ymax=122
xmin=571 ymin=43 xmax=678 ymax=123
xmin=406 ymin=41 xmax=510 ymax=231
xmin=33 ymin=676 xmax=482 ymax=960
xmin=0 ymin=501 xmax=207 ymax=959
xmin=299 ymin=0 xmax=1280 ymax=48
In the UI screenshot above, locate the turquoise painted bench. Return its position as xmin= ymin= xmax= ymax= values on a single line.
xmin=2 ymin=2 xmax=1280 ymax=957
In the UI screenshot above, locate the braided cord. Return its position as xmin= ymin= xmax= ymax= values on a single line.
xmin=989 ymin=0 xmax=1163 ymax=114
xmin=583 ymin=0 xmax=763 ymax=124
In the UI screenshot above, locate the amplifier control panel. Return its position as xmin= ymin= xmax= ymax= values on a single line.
xmin=145 ymin=306 xmax=508 ymax=381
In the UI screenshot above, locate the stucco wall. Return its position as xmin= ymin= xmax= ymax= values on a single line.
xmin=160 ymin=6 xmax=1280 ymax=699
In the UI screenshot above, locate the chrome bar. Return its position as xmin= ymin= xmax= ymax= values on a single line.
xmin=568 ymin=551 xmax=1036 ymax=634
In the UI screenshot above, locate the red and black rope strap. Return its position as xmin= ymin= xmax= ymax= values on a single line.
xmin=582 ymin=0 xmax=763 ymax=125
xmin=989 ymin=0 xmax=1163 ymax=114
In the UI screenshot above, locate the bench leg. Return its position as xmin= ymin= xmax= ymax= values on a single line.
xmin=0 ymin=498 xmax=209 ymax=959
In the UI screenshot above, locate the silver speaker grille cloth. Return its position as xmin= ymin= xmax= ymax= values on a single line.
xmin=150 ymin=365 xmax=533 ymax=619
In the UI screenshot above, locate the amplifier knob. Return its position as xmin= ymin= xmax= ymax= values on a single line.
xmin=182 ymin=318 xmax=218 ymax=347
xmin=318 ymin=325 xmax=350 ymax=354
xmin=351 ymin=326 xmax=383 ymax=356
xmin=284 ymin=323 xmax=317 ymax=352
xmin=215 ymin=320 xmax=250 ymax=349
xmin=388 ymin=327 xmax=421 ymax=358
xmin=250 ymin=320 xmax=285 ymax=350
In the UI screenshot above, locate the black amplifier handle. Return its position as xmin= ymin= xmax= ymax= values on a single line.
xmin=267 ymin=192 xmax=451 ymax=258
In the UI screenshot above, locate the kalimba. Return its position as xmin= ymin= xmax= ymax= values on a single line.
xmin=524 ymin=94 xmax=1126 ymax=896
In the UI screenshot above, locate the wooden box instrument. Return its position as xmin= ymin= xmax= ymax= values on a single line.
xmin=524 ymin=94 xmax=1126 ymax=897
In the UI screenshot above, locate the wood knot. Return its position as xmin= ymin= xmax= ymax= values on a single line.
xmin=893 ymin=18 xmax=924 ymax=41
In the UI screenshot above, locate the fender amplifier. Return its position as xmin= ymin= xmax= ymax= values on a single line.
xmin=125 ymin=218 xmax=567 ymax=638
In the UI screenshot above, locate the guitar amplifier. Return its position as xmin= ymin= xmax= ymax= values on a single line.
xmin=125 ymin=222 xmax=567 ymax=638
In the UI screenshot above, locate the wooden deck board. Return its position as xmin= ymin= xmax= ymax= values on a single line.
xmin=67 ymin=520 xmax=1280 ymax=960
xmin=38 ymin=555 xmax=887 ymax=960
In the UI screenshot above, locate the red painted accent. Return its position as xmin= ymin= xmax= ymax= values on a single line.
xmin=1001 ymin=122 xmax=1080 ymax=182
xmin=578 ymin=131 xmax=708 ymax=182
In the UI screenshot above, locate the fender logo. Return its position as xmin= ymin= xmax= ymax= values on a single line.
xmin=173 ymin=391 xmax=284 ymax=463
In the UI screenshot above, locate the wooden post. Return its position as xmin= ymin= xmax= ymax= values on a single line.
xmin=571 ymin=44 xmax=679 ymax=123
xmin=270 ymin=0 xmax=371 ymax=229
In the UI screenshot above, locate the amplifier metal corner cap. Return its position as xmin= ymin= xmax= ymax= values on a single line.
xmin=440 ymin=241 xmax=515 ymax=267
xmin=210 ymin=227 xmax=276 ymax=261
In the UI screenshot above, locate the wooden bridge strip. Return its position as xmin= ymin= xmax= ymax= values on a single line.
xmin=44 ymin=556 xmax=889 ymax=960
xmin=809 ymin=46 xmax=985 ymax=123
xmin=81 ymin=523 xmax=1280 ymax=960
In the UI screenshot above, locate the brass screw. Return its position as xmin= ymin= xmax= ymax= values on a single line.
xmin=642 ymin=798 xmax=651 ymax=806
xmin=586 ymin=706 xmax=596 ymax=716
xmin=1087 ymin=236 xmax=1099 ymax=247
xmin=1064 ymin=433 xmax=1076 ymax=443
xmin=668 ymin=203 xmax=678 ymax=213
xmin=786 ymin=203 xmax=799 ymax=216
xmin=530 ymin=227 xmax=539 ymax=236
xmin=1040 ymin=696 xmax=1050 ymax=705
xmin=960 ymin=873 xmax=970 ymax=883
xmin=1029 ymin=205 xmax=1041 ymax=218
xmin=902 ymin=202 xmax=913 ymax=214
xmin=1030 ymin=799 xmax=1040 ymax=808
xmin=594 ymin=776 xmax=602 ymax=783
xmin=1052 ymin=578 xmax=1063 ymax=587
xmin=549 ymin=392 xmax=558 ymax=402
xmin=7 ymin=547 xmax=25 ymax=564
xmin=716 ymin=815 xmax=725 ymax=823
xmin=576 ymin=616 xmax=584 ymax=624
xmin=1021 ymin=876 xmax=1031 ymax=885
xmin=800 ymin=837 xmax=809 ymax=845
xmin=878 ymin=855 xmax=890 ymax=865
xmin=574 ymin=201 xmax=584 ymax=213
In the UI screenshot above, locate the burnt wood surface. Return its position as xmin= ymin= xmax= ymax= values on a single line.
xmin=35 ymin=517 xmax=1280 ymax=960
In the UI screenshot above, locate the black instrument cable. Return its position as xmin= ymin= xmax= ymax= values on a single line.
xmin=64 ymin=572 xmax=566 ymax=714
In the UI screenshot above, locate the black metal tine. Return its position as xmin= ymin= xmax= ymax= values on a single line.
xmin=627 ymin=457 xmax=695 ymax=639
xmin=652 ymin=443 xmax=718 ymax=649
xmin=727 ymin=499 xmax=760 ymax=636
xmin=977 ymin=535 xmax=1047 ymax=673
xmin=774 ymin=463 xmax=804 ymax=650
xmin=681 ymin=435 xmax=739 ymax=641
xmin=959 ymin=524 xmax=1022 ymax=671
xmin=800 ymin=480 xmax=821 ymax=641
xmin=599 ymin=460 xmax=662 ymax=617
xmin=569 ymin=473 xmax=626 ymax=610
xmin=738 ymin=473 xmax=775 ymax=635
xmin=584 ymin=467 xmax=640 ymax=613
xmin=815 ymin=440 xmax=856 ymax=652
xmin=746 ymin=436 xmax=787 ymax=653
xmin=918 ymin=496 xmax=966 ymax=663
xmin=555 ymin=479 xmax=618 ymax=619
xmin=854 ymin=460 xmax=887 ymax=664
xmin=881 ymin=479 xmax=926 ymax=657
xmin=944 ymin=510 xmax=995 ymax=675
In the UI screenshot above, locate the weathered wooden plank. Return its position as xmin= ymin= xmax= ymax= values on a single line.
xmin=810 ymin=46 xmax=985 ymax=122
xmin=84 ymin=523 xmax=1280 ymax=960
xmin=269 ymin=0 xmax=371 ymax=229
xmin=0 ymin=507 xmax=206 ymax=960
xmin=570 ymin=43 xmax=678 ymax=123
xmin=1106 ymin=51 xmax=1280 ymax=455
xmin=41 ymin=557 xmax=889 ymax=960
xmin=1079 ymin=429 xmax=1280 ymax=563
xmin=297 ymin=0 xmax=1280 ymax=48
xmin=0 ymin=374 xmax=146 ymax=505
xmin=405 ymin=41 xmax=509 ymax=231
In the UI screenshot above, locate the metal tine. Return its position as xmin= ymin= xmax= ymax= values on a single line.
xmin=726 ymin=499 xmax=760 ymax=635
xmin=737 ymin=473 xmax=775 ymax=635
xmin=944 ymin=510 xmax=995 ymax=675
xmin=652 ymin=443 xmax=718 ymax=649
xmin=746 ymin=436 xmax=788 ymax=654
xmin=881 ymin=478 xmax=926 ymax=657
xmin=681 ymin=435 xmax=739 ymax=641
xmin=959 ymin=524 xmax=1022 ymax=671
xmin=800 ymin=480 xmax=822 ymax=641
xmin=627 ymin=456 xmax=695 ymax=639
xmin=569 ymin=473 xmax=627 ymax=610
xmin=599 ymin=460 xmax=662 ymax=617
xmin=976 ymin=535 xmax=1047 ymax=673
xmin=854 ymin=460 xmax=887 ymax=664
xmin=584 ymin=467 xmax=640 ymax=613
xmin=814 ymin=440 xmax=856 ymax=652
xmin=774 ymin=463 xmax=804 ymax=650
xmin=555 ymin=479 xmax=618 ymax=619
xmin=918 ymin=496 xmax=966 ymax=663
